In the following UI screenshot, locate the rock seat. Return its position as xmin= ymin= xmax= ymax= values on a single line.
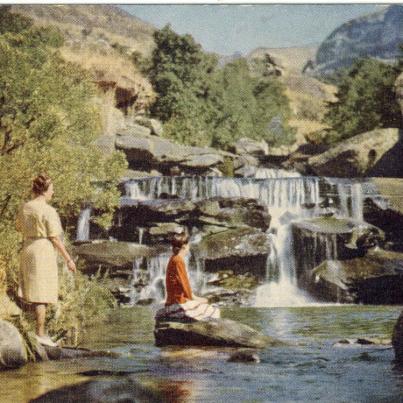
xmin=154 ymin=318 xmax=281 ymax=348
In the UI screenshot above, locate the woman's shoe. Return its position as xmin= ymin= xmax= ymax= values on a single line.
xmin=35 ymin=334 xmax=58 ymax=347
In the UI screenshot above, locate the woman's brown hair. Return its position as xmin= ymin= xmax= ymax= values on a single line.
xmin=171 ymin=231 xmax=189 ymax=255
xmin=32 ymin=173 xmax=52 ymax=195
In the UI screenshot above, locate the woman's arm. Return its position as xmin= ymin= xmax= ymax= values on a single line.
xmin=49 ymin=236 xmax=76 ymax=272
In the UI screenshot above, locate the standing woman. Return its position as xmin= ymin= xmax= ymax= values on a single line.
xmin=16 ymin=174 xmax=76 ymax=347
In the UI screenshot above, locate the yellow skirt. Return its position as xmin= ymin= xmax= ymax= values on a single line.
xmin=19 ymin=238 xmax=58 ymax=304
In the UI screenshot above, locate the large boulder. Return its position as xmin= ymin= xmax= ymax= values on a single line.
xmin=154 ymin=318 xmax=280 ymax=348
xmin=307 ymin=128 xmax=403 ymax=177
xmin=194 ymin=227 xmax=271 ymax=278
xmin=0 ymin=320 xmax=27 ymax=370
xmin=73 ymin=241 xmax=166 ymax=272
xmin=364 ymin=178 xmax=403 ymax=250
xmin=392 ymin=310 xmax=403 ymax=364
xmin=292 ymin=217 xmax=384 ymax=280
xmin=312 ymin=5 xmax=403 ymax=76
xmin=309 ymin=249 xmax=403 ymax=304
xmin=233 ymin=137 xmax=268 ymax=157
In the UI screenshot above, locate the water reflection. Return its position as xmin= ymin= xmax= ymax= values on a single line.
xmin=1 ymin=306 xmax=402 ymax=402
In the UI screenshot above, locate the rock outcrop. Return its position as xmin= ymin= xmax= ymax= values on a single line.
xmin=313 ymin=5 xmax=403 ymax=76
xmin=307 ymin=128 xmax=402 ymax=177
xmin=115 ymin=130 xmax=228 ymax=175
xmin=154 ymin=318 xmax=280 ymax=348
xmin=0 ymin=320 xmax=28 ymax=370
xmin=194 ymin=227 xmax=271 ymax=278
xmin=292 ymin=216 xmax=384 ymax=277
xmin=308 ymin=249 xmax=403 ymax=304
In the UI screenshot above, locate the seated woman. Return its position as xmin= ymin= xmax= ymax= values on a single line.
xmin=156 ymin=232 xmax=220 ymax=323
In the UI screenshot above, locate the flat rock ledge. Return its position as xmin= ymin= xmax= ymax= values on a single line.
xmin=154 ymin=318 xmax=282 ymax=348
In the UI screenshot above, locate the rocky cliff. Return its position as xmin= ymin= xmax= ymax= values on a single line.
xmin=313 ymin=5 xmax=403 ymax=76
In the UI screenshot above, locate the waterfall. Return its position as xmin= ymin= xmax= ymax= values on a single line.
xmin=116 ymin=175 xmax=369 ymax=307
xmin=76 ymin=207 xmax=91 ymax=241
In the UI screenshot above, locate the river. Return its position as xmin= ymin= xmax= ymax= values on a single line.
xmin=1 ymin=305 xmax=402 ymax=402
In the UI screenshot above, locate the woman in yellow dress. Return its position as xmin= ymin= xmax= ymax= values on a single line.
xmin=16 ymin=174 xmax=76 ymax=347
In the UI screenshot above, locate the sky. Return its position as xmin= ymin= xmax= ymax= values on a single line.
xmin=120 ymin=4 xmax=389 ymax=55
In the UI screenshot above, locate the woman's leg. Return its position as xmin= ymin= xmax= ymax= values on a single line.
xmin=34 ymin=303 xmax=47 ymax=336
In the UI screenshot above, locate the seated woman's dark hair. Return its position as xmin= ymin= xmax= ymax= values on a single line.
xmin=32 ymin=173 xmax=52 ymax=195
xmin=171 ymin=231 xmax=189 ymax=255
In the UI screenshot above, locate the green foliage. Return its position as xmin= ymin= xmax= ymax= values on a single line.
xmin=210 ymin=59 xmax=295 ymax=149
xmin=0 ymin=12 xmax=127 ymax=304
xmin=323 ymin=58 xmax=402 ymax=143
xmin=149 ymin=25 xmax=295 ymax=149
xmin=47 ymin=268 xmax=116 ymax=346
xmin=0 ymin=6 xmax=32 ymax=34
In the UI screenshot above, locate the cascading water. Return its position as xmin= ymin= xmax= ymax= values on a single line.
xmin=76 ymin=207 xmax=91 ymax=241
xmin=111 ymin=175 xmax=370 ymax=307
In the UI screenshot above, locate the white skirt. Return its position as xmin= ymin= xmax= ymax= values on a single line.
xmin=156 ymin=299 xmax=220 ymax=323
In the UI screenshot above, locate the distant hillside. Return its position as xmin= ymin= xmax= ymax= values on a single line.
xmin=312 ymin=5 xmax=403 ymax=76
xmin=11 ymin=4 xmax=155 ymax=54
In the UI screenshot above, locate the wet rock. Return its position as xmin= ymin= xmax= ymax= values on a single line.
xmin=195 ymin=227 xmax=271 ymax=278
xmin=292 ymin=217 xmax=384 ymax=280
xmin=146 ymin=222 xmax=183 ymax=244
xmin=195 ymin=198 xmax=271 ymax=231
xmin=392 ymin=311 xmax=403 ymax=363
xmin=334 ymin=338 xmax=391 ymax=347
xmin=74 ymin=241 xmax=166 ymax=272
xmin=309 ymin=249 xmax=403 ymax=304
xmin=364 ymin=178 xmax=403 ymax=250
xmin=228 ymin=350 xmax=261 ymax=363
xmin=207 ymin=270 xmax=259 ymax=290
xmin=307 ymin=128 xmax=402 ymax=178
xmin=31 ymin=377 xmax=163 ymax=403
xmin=0 ymin=320 xmax=27 ymax=369
xmin=202 ymin=287 xmax=253 ymax=306
xmin=154 ymin=318 xmax=280 ymax=348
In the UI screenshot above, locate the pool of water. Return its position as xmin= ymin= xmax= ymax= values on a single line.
xmin=1 ymin=305 xmax=402 ymax=402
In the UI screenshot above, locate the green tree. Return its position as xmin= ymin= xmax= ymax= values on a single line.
xmin=323 ymin=58 xmax=402 ymax=143
xmin=210 ymin=58 xmax=295 ymax=149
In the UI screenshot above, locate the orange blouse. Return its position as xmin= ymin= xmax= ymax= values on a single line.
xmin=165 ymin=254 xmax=193 ymax=306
